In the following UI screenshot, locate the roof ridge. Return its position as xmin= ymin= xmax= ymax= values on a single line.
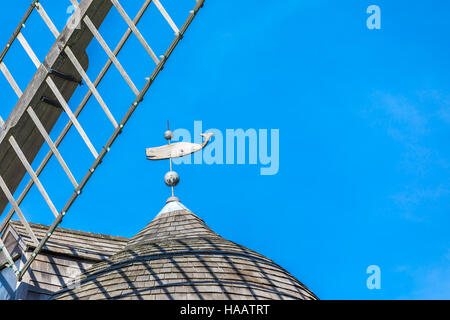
xmin=9 ymin=220 xmax=129 ymax=242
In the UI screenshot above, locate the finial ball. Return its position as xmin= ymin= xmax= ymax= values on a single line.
xmin=164 ymin=130 xmax=174 ymax=140
xmin=164 ymin=171 xmax=180 ymax=187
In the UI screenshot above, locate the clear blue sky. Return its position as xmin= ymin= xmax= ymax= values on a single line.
xmin=0 ymin=1 xmax=449 ymax=299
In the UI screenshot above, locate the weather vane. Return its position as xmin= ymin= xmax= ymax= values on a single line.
xmin=146 ymin=121 xmax=214 ymax=200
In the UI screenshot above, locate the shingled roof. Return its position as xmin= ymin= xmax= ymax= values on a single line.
xmin=7 ymin=220 xmax=129 ymax=261
xmin=52 ymin=198 xmax=317 ymax=300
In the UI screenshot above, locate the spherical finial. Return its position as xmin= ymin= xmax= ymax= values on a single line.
xmin=164 ymin=171 xmax=179 ymax=187
xmin=164 ymin=130 xmax=173 ymax=141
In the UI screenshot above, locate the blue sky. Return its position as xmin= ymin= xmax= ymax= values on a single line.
xmin=0 ymin=0 xmax=449 ymax=299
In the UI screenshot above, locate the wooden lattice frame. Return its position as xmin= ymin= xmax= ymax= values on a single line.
xmin=0 ymin=0 xmax=205 ymax=281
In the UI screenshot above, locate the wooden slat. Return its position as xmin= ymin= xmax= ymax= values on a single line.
xmin=0 ymin=1 xmax=36 ymax=63
xmin=82 ymin=16 xmax=139 ymax=95
xmin=0 ymin=238 xmax=19 ymax=275
xmin=69 ymin=0 xmax=139 ymax=95
xmin=16 ymin=32 xmax=41 ymax=68
xmin=35 ymin=2 xmax=60 ymax=38
xmin=0 ymin=174 xmax=39 ymax=246
xmin=64 ymin=47 xmax=118 ymax=128
xmin=153 ymin=0 xmax=180 ymax=34
xmin=27 ymin=107 xmax=78 ymax=189
xmin=0 ymin=62 xmax=23 ymax=98
xmin=9 ymin=136 xmax=60 ymax=218
xmin=45 ymin=77 xmax=99 ymax=158
xmin=110 ymin=0 xmax=160 ymax=64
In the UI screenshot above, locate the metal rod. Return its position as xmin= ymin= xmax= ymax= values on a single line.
xmin=0 ymin=62 xmax=23 ymax=98
xmin=0 ymin=174 xmax=39 ymax=246
xmin=27 ymin=107 xmax=78 ymax=189
xmin=40 ymin=96 xmax=62 ymax=109
xmin=167 ymin=120 xmax=174 ymax=197
xmin=110 ymin=0 xmax=160 ymax=64
xmin=170 ymin=158 xmax=174 ymax=197
xmin=153 ymin=0 xmax=180 ymax=34
xmin=0 ymin=0 xmax=154 ymax=236
xmin=18 ymin=0 xmax=206 ymax=280
xmin=9 ymin=136 xmax=60 ymax=218
xmin=0 ymin=1 xmax=37 ymax=64
xmin=48 ymin=68 xmax=82 ymax=85
xmin=46 ymin=77 xmax=99 ymax=158
xmin=64 ymin=46 xmax=118 ymax=128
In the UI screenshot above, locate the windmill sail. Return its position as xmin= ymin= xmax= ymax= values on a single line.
xmin=0 ymin=0 xmax=206 ymax=280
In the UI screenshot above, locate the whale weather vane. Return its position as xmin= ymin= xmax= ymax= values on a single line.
xmin=146 ymin=121 xmax=214 ymax=198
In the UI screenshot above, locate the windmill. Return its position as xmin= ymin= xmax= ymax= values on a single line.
xmin=0 ymin=0 xmax=205 ymax=281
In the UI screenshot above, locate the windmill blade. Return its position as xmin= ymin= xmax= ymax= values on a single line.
xmin=0 ymin=0 xmax=206 ymax=280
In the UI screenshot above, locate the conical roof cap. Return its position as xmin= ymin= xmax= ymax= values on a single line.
xmin=126 ymin=197 xmax=217 ymax=246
